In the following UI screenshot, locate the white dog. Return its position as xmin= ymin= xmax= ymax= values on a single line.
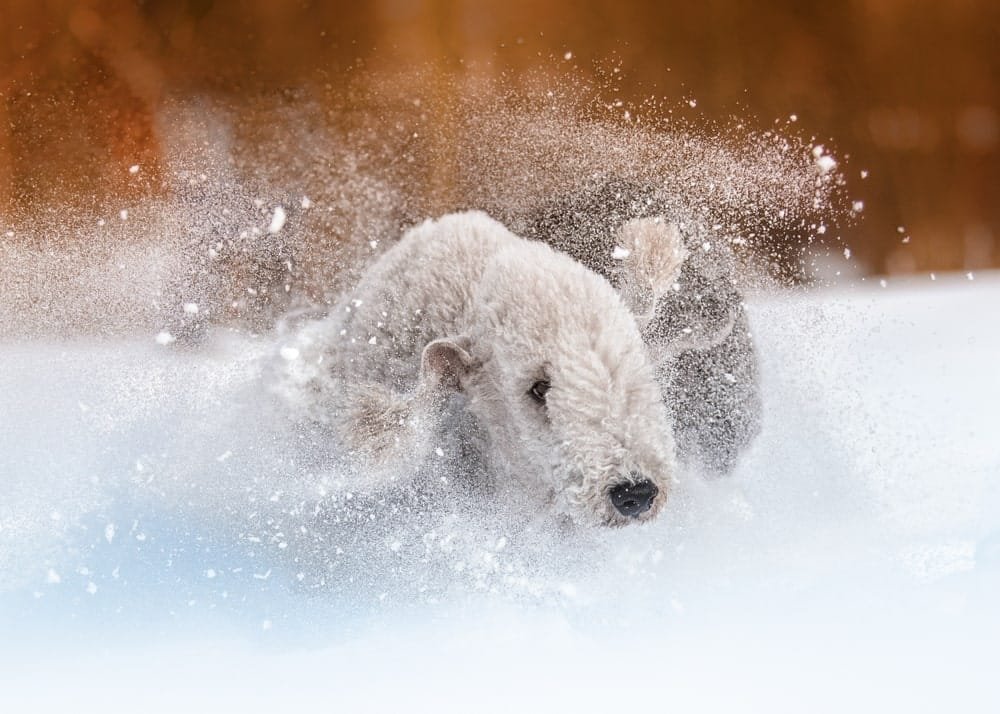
xmin=277 ymin=211 xmax=687 ymax=526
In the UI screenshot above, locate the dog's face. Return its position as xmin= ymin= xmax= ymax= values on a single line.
xmin=421 ymin=243 xmax=676 ymax=526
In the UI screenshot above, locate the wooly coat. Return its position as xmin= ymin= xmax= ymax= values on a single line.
xmin=277 ymin=211 xmax=686 ymax=526
xmin=516 ymin=178 xmax=762 ymax=475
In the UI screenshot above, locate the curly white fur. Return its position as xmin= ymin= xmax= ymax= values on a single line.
xmin=276 ymin=211 xmax=679 ymax=526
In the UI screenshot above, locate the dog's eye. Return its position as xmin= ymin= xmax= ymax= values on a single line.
xmin=529 ymin=380 xmax=550 ymax=404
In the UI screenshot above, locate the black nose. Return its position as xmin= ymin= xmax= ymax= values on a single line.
xmin=609 ymin=479 xmax=658 ymax=518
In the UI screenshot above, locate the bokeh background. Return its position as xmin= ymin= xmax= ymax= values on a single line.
xmin=1 ymin=0 xmax=996 ymax=275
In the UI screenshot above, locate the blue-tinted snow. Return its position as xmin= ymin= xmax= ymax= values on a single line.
xmin=1 ymin=275 xmax=998 ymax=712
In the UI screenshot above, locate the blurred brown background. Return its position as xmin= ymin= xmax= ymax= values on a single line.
xmin=1 ymin=0 xmax=996 ymax=274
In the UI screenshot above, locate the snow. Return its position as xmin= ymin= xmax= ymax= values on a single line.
xmin=268 ymin=206 xmax=287 ymax=234
xmin=1 ymin=275 xmax=999 ymax=712
xmin=816 ymin=154 xmax=837 ymax=174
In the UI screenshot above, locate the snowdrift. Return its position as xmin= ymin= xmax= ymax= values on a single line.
xmin=2 ymin=274 xmax=997 ymax=712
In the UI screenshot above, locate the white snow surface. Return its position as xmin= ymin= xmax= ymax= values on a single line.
xmin=1 ymin=274 xmax=998 ymax=712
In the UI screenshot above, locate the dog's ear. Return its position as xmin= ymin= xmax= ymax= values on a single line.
xmin=613 ymin=217 xmax=687 ymax=328
xmin=421 ymin=337 xmax=475 ymax=392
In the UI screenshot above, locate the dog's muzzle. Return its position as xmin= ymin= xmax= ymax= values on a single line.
xmin=608 ymin=478 xmax=658 ymax=518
